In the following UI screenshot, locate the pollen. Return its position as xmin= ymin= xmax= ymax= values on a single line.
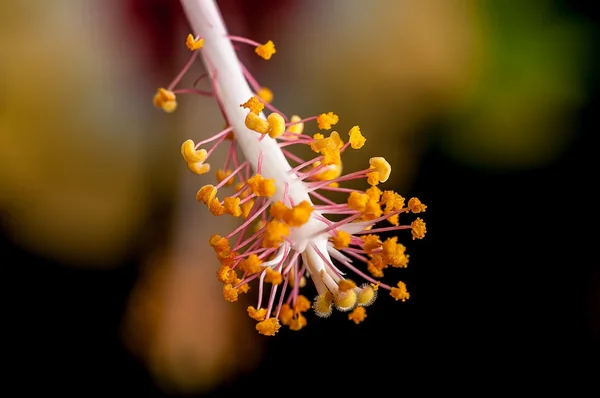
xmin=210 ymin=234 xmax=230 ymax=252
xmin=411 ymin=218 xmax=427 ymax=240
xmin=264 ymin=268 xmax=283 ymax=285
xmin=286 ymin=201 xmax=314 ymax=227
xmin=185 ymin=34 xmax=204 ymax=51
xmin=295 ymin=295 xmax=312 ymax=312
xmin=369 ymin=157 xmax=391 ymax=183
xmin=241 ymin=199 xmax=254 ymax=218
xmin=239 ymin=254 xmax=263 ymax=275
xmin=223 ymin=196 xmax=242 ymax=217
xmin=278 ymin=304 xmax=294 ymax=325
xmin=331 ymin=230 xmax=351 ymax=249
xmin=208 ymin=198 xmax=225 ymax=216
xmin=366 ymin=186 xmax=383 ymax=202
xmin=153 ymin=88 xmax=177 ymax=113
xmin=256 ymin=318 xmax=281 ymax=336
xmin=187 ymin=162 xmax=211 ymax=175
xmin=361 ymin=235 xmax=382 ymax=254
xmin=247 ymin=174 xmax=276 ymax=197
xmin=381 ymin=191 xmax=405 ymax=213
xmin=408 ymin=197 xmax=428 ymax=213
xmin=255 ymin=40 xmax=276 ymax=60
xmin=247 ymin=306 xmax=267 ymax=321
xmin=390 ymin=281 xmax=410 ymax=302
xmin=335 ymin=289 xmax=357 ymax=312
xmin=196 ymin=184 xmax=218 ymax=204
xmin=245 ymin=112 xmax=270 ymax=134
xmin=356 ymin=284 xmax=377 ymax=307
xmin=288 ymin=313 xmax=307 ymax=331
xmin=348 ymin=307 xmax=367 ymax=324
xmin=317 ymin=112 xmax=339 ymax=130
xmin=241 ymin=96 xmax=264 ymax=114
xmin=181 ymin=140 xmax=207 ymax=163
xmin=321 ymin=147 xmax=341 ymax=166
xmin=313 ymin=292 xmax=333 ymax=318
xmin=262 ymin=221 xmax=290 ymax=248
xmin=269 ymin=201 xmax=289 ymax=220
xmin=223 ymin=284 xmax=239 ymax=302
xmin=349 ymin=126 xmax=366 ymax=149
xmin=256 ymin=86 xmax=273 ymax=103
xmin=217 ymin=265 xmax=237 ymax=284
xmin=267 ymin=113 xmax=286 ymax=138
xmin=288 ymin=115 xmax=304 ymax=135
xmin=366 ymin=171 xmax=380 ymax=186
xmin=348 ymin=191 xmax=369 ymax=212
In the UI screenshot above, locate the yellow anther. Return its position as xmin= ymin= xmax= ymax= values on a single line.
xmin=356 ymin=284 xmax=377 ymax=307
xmin=286 ymin=201 xmax=314 ymax=227
xmin=349 ymin=125 xmax=366 ymax=149
xmin=381 ymin=190 xmax=405 ymax=213
xmin=348 ymin=191 xmax=369 ymax=212
xmin=366 ymin=186 xmax=383 ymax=202
xmin=329 ymin=131 xmax=344 ymax=149
xmin=187 ymin=162 xmax=211 ymax=175
xmin=210 ymin=234 xmax=230 ymax=253
xmin=247 ymin=306 xmax=267 ymax=321
xmin=361 ymin=235 xmax=382 ymax=254
xmin=223 ymin=284 xmax=239 ymax=302
xmin=331 ymin=230 xmax=351 ymax=250
xmin=216 ymin=169 xmax=235 ymax=185
xmin=366 ymin=171 xmax=380 ymax=186
xmin=235 ymin=278 xmax=251 ymax=294
xmin=367 ymin=262 xmax=384 ymax=278
xmin=262 ymin=221 xmax=290 ymax=248
xmin=310 ymin=133 xmax=326 ymax=152
xmin=208 ymin=198 xmax=225 ymax=216
xmin=278 ymin=304 xmax=294 ymax=325
xmin=223 ymin=196 xmax=242 ymax=217
xmin=369 ymin=157 xmax=391 ymax=183
xmin=348 ymin=307 xmax=367 ymax=324
xmin=317 ymin=112 xmax=339 ymax=130
xmin=408 ymin=197 xmax=428 ymax=213
xmin=338 ymin=279 xmax=357 ymax=292
xmin=382 ymin=237 xmax=398 ymax=258
xmin=387 ymin=213 xmax=400 ymax=226
xmin=258 ymin=179 xmax=276 ymax=197
xmin=255 ymin=40 xmax=276 ymax=60
xmin=411 ymin=218 xmax=427 ymax=240
xmin=264 ymin=268 xmax=283 ymax=285
xmin=362 ymin=199 xmax=383 ymax=220
xmin=335 ymin=289 xmax=357 ymax=312
xmin=288 ymin=313 xmax=307 ymax=331
xmin=287 ymin=115 xmax=304 ymax=136
xmin=313 ymin=291 xmax=333 ymax=318
xmin=185 ymin=34 xmax=204 ymax=51
xmin=216 ymin=265 xmax=237 ymax=284
xmin=269 ymin=201 xmax=289 ymax=220
xmin=239 ymin=254 xmax=263 ymax=275
xmin=153 ymin=88 xmax=177 ymax=113
xmin=256 ymin=86 xmax=273 ymax=103
xmin=321 ymin=147 xmax=341 ymax=166
xmin=241 ymin=199 xmax=254 ymax=219
xmin=246 ymin=174 xmax=264 ymax=194
xmin=256 ymin=318 xmax=281 ymax=336
xmin=370 ymin=282 xmax=380 ymax=291
xmin=181 ymin=140 xmax=207 ymax=163
xmin=196 ymin=185 xmax=218 ymax=204
xmin=295 ymin=295 xmax=311 ymax=313
xmin=241 ymin=96 xmax=264 ymax=114
xmin=245 ymin=112 xmax=270 ymax=134
xmin=390 ymin=281 xmax=410 ymax=302
xmin=267 ymin=113 xmax=285 ymax=138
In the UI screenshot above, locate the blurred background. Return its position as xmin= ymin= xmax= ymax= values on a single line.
xmin=2 ymin=0 xmax=598 ymax=394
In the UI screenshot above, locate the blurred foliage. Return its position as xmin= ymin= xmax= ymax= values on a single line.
xmin=440 ymin=0 xmax=591 ymax=168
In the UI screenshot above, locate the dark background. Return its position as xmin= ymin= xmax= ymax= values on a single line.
xmin=3 ymin=0 xmax=598 ymax=394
